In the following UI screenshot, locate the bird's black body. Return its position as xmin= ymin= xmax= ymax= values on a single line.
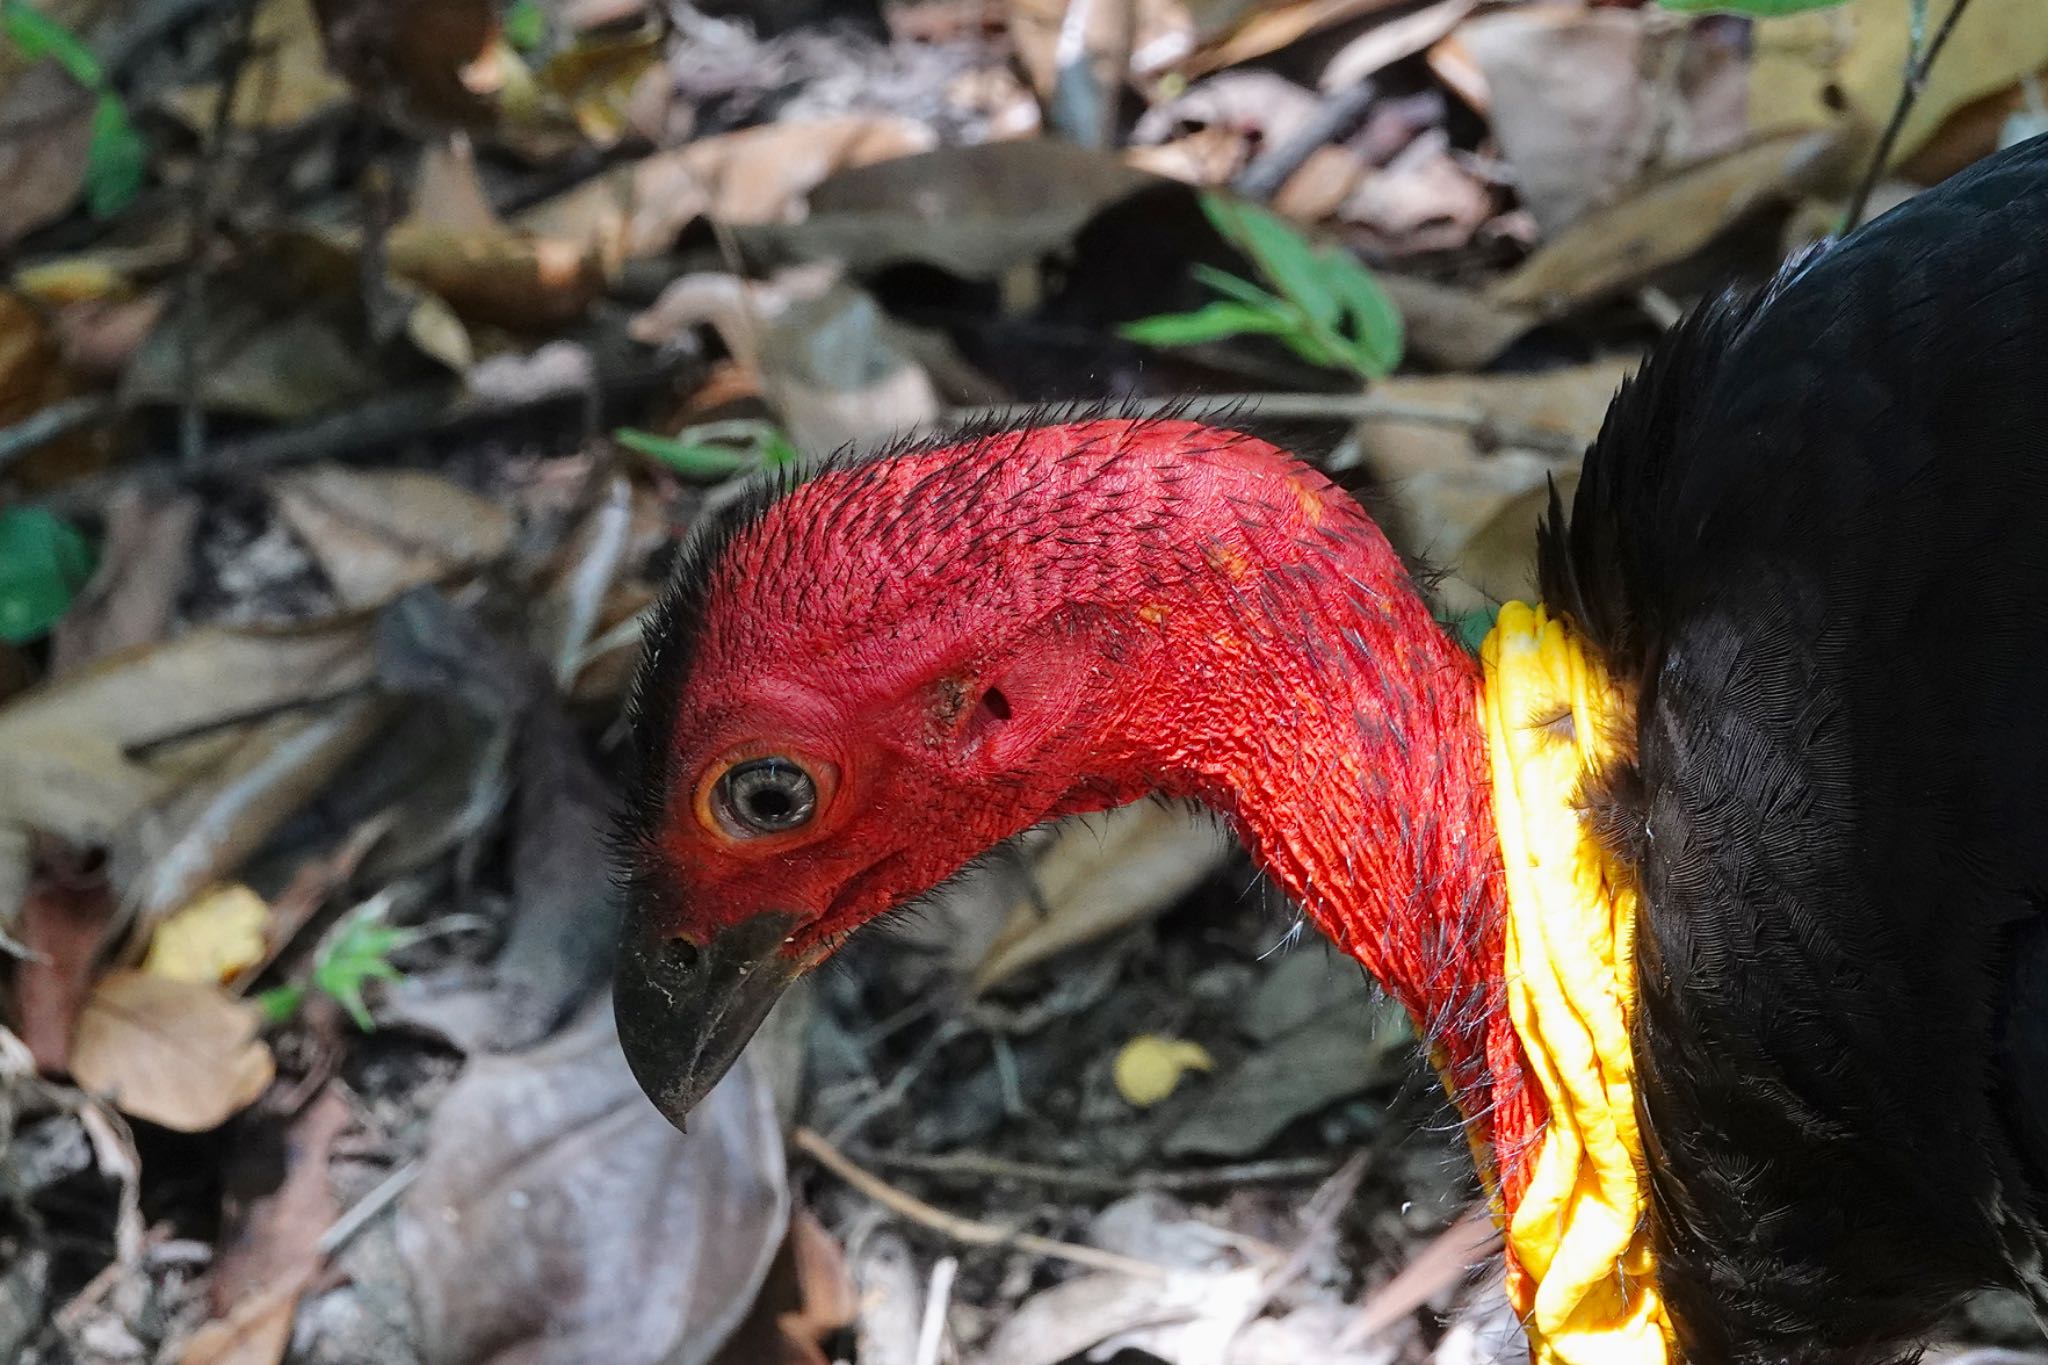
xmin=1540 ymin=133 xmax=2048 ymax=1361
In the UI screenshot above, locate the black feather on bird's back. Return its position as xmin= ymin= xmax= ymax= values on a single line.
xmin=1541 ymin=133 xmax=2048 ymax=1362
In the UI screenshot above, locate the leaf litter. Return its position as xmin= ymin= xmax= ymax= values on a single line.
xmin=1 ymin=0 xmax=2046 ymax=1362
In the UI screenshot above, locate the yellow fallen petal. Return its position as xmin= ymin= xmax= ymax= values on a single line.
xmin=1113 ymin=1034 xmax=1214 ymax=1107
xmin=143 ymin=884 xmax=271 ymax=985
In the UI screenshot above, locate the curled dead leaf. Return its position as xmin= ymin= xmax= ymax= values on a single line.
xmin=69 ymin=971 xmax=275 ymax=1132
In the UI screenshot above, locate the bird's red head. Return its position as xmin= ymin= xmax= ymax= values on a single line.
xmin=616 ymin=418 xmax=1504 ymax=1131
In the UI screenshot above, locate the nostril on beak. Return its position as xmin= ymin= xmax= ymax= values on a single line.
xmin=662 ymin=937 xmax=702 ymax=972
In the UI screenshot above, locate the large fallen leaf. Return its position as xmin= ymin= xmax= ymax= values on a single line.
xmin=1751 ymin=0 xmax=2048 ymax=167
xmin=1185 ymin=0 xmax=1404 ymax=75
xmin=0 ymin=63 xmax=94 ymax=246
xmin=1488 ymin=129 xmax=1849 ymax=315
xmin=732 ymin=140 xmax=1166 ymax=280
xmin=385 ymin=225 xmax=604 ymax=331
xmin=1165 ymin=953 xmax=1410 ymax=1158
xmin=396 ymin=1003 xmax=788 ymax=1365
xmin=972 ymin=802 xmax=1231 ymax=993
xmin=708 ymin=1210 xmax=857 ymax=1365
xmin=1459 ymin=5 xmax=1747 ymax=236
xmin=12 ymin=865 xmax=116 ymax=1072
xmin=0 ymin=620 xmax=376 ymax=925
xmin=114 ymin=696 xmax=393 ymax=927
xmin=1348 ymin=358 xmax=1631 ymax=614
xmin=69 ymin=970 xmax=275 ymax=1131
xmin=182 ymin=1086 xmax=351 ymax=1365
xmin=123 ymin=280 xmax=385 ymax=421
xmin=518 ymin=115 xmax=936 ymax=259
xmin=270 ymin=466 xmax=512 ymax=610
xmin=165 ymin=0 xmax=353 ymax=130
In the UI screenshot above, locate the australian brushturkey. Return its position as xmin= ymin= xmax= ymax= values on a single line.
xmin=613 ymin=134 xmax=2048 ymax=1363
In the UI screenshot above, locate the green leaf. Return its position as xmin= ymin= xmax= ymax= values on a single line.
xmin=1189 ymin=264 xmax=1289 ymax=312
xmin=1317 ymin=248 xmax=1405 ymax=377
xmin=616 ymin=428 xmax=753 ymax=479
xmin=1200 ymin=195 xmax=1339 ymax=330
xmin=255 ymin=983 xmax=306 ymax=1024
xmin=1120 ymin=300 xmax=1298 ymax=348
xmin=0 ymin=507 xmax=95 ymax=643
xmin=503 ymin=0 xmax=547 ymax=52
xmin=1 ymin=0 xmax=103 ymax=87
xmin=85 ymin=93 xmax=144 ymax=218
xmin=1655 ymin=0 xmax=1845 ymax=13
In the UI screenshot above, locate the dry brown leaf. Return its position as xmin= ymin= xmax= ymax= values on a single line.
xmin=0 ymin=620 xmax=376 ymax=924
xmin=385 ymin=225 xmax=604 ymax=331
xmin=0 ymin=291 xmax=83 ymax=457
xmin=1334 ymin=1208 xmax=1498 ymax=1348
xmin=519 ymin=115 xmax=936 ymax=260
xmin=114 ymin=696 xmax=394 ymax=927
xmin=1488 ymin=129 xmax=1848 ymax=315
xmin=1008 ymin=0 xmax=1194 ymax=93
xmin=1750 ymin=0 xmax=2048 ymax=167
xmin=312 ymin=0 xmax=496 ymax=126
xmin=1349 ymin=358 xmax=1633 ymax=613
xmin=182 ymin=1087 xmax=350 ymax=1365
xmin=166 ymin=0 xmax=353 ymax=130
xmin=1185 ymin=0 xmax=1404 ymax=76
xmin=1459 ymin=5 xmax=1748 ymax=236
xmin=972 ymin=802 xmax=1230 ymax=993
xmin=709 ymin=1210 xmax=858 ymax=1365
xmin=1318 ymin=0 xmax=1474 ymax=91
xmin=179 ymin=1275 xmax=306 ymax=1365
xmin=0 ymin=68 xmax=94 ymax=248
xmin=1272 ymin=144 xmax=1369 ymax=222
xmin=69 ymin=971 xmax=275 ymax=1131
xmin=1338 ymin=128 xmax=1492 ymax=254
xmin=51 ymin=489 xmax=199 ymax=677
xmin=12 ymin=864 xmax=116 ymax=1073
xmin=397 ymin=1007 xmax=788 ymax=1365
xmin=1127 ymin=125 xmax=1258 ymax=188
xmin=408 ymin=137 xmax=501 ymax=234
xmin=270 ymin=466 xmax=512 ymax=610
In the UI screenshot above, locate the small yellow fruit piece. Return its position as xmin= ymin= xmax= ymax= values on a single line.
xmin=143 ymin=884 xmax=271 ymax=985
xmin=1113 ymin=1034 xmax=1214 ymax=1107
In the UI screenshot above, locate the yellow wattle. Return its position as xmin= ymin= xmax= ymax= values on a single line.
xmin=1481 ymin=602 xmax=1674 ymax=1365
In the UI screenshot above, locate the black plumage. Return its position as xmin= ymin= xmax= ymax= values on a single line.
xmin=1540 ymin=133 xmax=2048 ymax=1361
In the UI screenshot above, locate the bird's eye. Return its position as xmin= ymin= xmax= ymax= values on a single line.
xmin=713 ymin=758 xmax=818 ymax=836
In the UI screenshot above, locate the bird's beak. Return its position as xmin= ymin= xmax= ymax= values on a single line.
xmin=614 ymin=908 xmax=806 ymax=1129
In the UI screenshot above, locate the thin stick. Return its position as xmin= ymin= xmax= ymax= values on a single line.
xmin=1843 ymin=0 xmax=1977 ymax=232
xmin=178 ymin=0 xmax=260 ymax=468
xmin=0 ymin=395 xmax=118 ymax=474
xmin=1234 ymin=80 xmax=1378 ymax=203
xmin=317 ymin=1160 xmax=420 ymax=1257
xmin=913 ymin=1255 xmax=958 ymax=1365
xmin=859 ymin=1147 xmax=1341 ymax=1194
xmin=793 ymin=1127 xmax=1171 ymax=1280
xmin=940 ymin=394 xmax=1585 ymax=457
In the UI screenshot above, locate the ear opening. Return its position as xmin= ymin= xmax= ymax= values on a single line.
xmin=962 ymin=685 xmax=1013 ymax=746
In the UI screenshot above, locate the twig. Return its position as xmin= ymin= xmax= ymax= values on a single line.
xmin=913 ymin=1255 xmax=958 ymax=1365
xmin=32 ymin=352 xmax=674 ymax=518
xmin=1333 ymin=1205 xmax=1499 ymax=1348
xmin=0 ymin=395 xmax=118 ymax=475
xmin=317 ymin=1159 xmax=420 ymax=1257
xmin=1234 ymin=80 xmax=1378 ymax=203
xmin=179 ymin=0 xmax=261 ymax=468
xmin=859 ymin=1147 xmax=1341 ymax=1194
xmin=1843 ymin=0 xmax=1977 ymax=232
xmin=940 ymin=394 xmax=1585 ymax=457
xmin=793 ymin=1127 xmax=1173 ymax=1280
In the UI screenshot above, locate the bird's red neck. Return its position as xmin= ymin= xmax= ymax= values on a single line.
xmin=1053 ymin=427 xmax=1541 ymax=1203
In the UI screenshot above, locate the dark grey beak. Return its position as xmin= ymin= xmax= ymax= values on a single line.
xmin=614 ymin=909 xmax=804 ymax=1129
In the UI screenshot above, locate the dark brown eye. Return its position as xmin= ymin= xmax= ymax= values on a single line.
xmin=715 ymin=758 xmax=817 ymax=836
